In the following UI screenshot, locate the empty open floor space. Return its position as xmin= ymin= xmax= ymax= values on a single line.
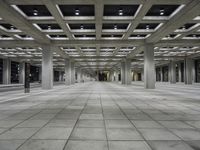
xmin=0 ymin=82 xmax=200 ymax=150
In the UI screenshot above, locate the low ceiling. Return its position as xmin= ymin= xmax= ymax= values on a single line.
xmin=0 ymin=0 xmax=200 ymax=73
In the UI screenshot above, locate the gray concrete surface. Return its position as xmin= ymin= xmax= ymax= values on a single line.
xmin=0 ymin=82 xmax=200 ymax=150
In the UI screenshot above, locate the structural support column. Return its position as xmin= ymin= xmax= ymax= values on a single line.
xmin=184 ymin=58 xmax=193 ymax=84
xmin=114 ymin=68 xmax=119 ymax=82
xmin=169 ymin=61 xmax=176 ymax=84
xmin=77 ymin=68 xmax=81 ymax=83
xmin=42 ymin=45 xmax=53 ymax=89
xmin=71 ymin=61 xmax=75 ymax=84
xmin=125 ymin=59 xmax=131 ymax=84
xmin=141 ymin=69 xmax=144 ymax=82
xmin=59 ymin=71 xmax=63 ymax=82
xmin=121 ymin=59 xmax=131 ymax=85
xmin=160 ymin=67 xmax=163 ymax=82
xmin=3 ymin=59 xmax=11 ymax=84
xmin=178 ymin=62 xmax=182 ymax=82
xmin=144 ymin=44 xmax=155 ymax=89
xmin=121 ymin=61 xmax=125 ymax=84
xmin=19 ymin=62 xmax=25 ymax=84
xmin=65 ymin=59 xmax=71 ymax=85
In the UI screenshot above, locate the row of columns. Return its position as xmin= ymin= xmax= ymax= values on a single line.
xmin=119 ymin=44 xmax=155 ymax=89
xmin=168 ymin=58 xmax=194 ymax=84
xmin=2 ymin=59 xmax=25 ymax=84
xmin=114 ymin=44 xmax=195 ymax=89
xmin=1 ymin=46 xmax=90 ymax=90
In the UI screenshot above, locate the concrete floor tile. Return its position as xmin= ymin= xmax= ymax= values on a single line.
xmin=76 ymin=120 xmax=104 ymax=128
xmin=148 ymin=141 xmax=194 ymax=150
xmin=79 ymin=114 xmax=103 ymax=120
xmin=64 ymin=140 xmax=108 ymax=150
xmin=0 ymin=120 xmax=23 ymax=128
xmin=185 ymin=121 xmax=200 ymax=128
xmin=158 ymin=121 xmax=194 ymax=129
xmin=0 ymin=140 xmax=25 ymax=150
xmin=107 ymin=128 xmax=143 ymax=140
xmin=70 ymin=127 xmax=106 ymax=140
xmin=171 ymin=129 xmax=200 ymax=140
xmin=32 ymin=127 xmax=72 ymax=140
xmin=17 ymin=120 xmax=48 ymax=128
xmin=138 ymin=129 xmax=181 ymax=140
xmin=109 ymin=141 xmax=152 ymax=150
xmin=46 ymin=119 xmax=76 ymax=127
xmin=18 ymin=139 xmax=66 ymax=150
xmin=132 ymin=121 xmax=164 ymax=129
xmin=105 ymin=120 xmax=134 ymax=128
xmin=0 ymin=128 xmax=39 ymax=140
xmin=186 ymin=141 xmax=200 ymax=150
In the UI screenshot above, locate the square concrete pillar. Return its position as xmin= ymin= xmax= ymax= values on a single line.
xmin=160 ymin=67 xmax=163 ymax=82
xmin=144 ymin=44 xmax=155 ymax=89
xmin=178 ymin=62 xmax=182 ymax=82
xmin=59 ymin=71 xmax=63 ymax=82
xmin=65 ymin=59 xmax=71 ymax=85
xmin=121 ymin=61 xmax=125 ymax=84
xmin=125 ymin=59 xmax=131 ymax=85
xmin=169 ymin=61 xmax=176 ymax=84
xmin=42 ymin=45 xmax=53 ymax=89
xmin=3 ymin=59 xmax=11 ymax=84
xmin=19 ymin=62 xmax=25 ymax=84
xmin=141 ymin=69 xmax=144 ymax=81
xmin=184 ymin=58 xmax=193 ymax=84
xmin=71 ymin=61 xmax=75 ymax=84
xmin=77 ymin=68 xmax=82 ymax=83
xmin=114 ymin=69 xmax=119 ymax=82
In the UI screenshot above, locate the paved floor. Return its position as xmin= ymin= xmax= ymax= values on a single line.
xmin=0 ymin=82 xmax=200 ymax=150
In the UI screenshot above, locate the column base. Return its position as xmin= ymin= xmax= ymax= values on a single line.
xmin=24 ymin=88 xmax=30 ymax=93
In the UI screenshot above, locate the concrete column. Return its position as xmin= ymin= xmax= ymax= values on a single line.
xmin=192 ymin=61 xmax=196 ymax=83
xmin=178 ymin=62 xmax=182 ymax=82
xmin=121 ymin=61 xmax=125 ymax=84
xmin=184 ymin=58 xmax=193 ymax=84
xmin=42 ymin=45 xmax=53 ymax=89
xmin=144 ymin=44 xmax=155 ymax=89
xmin=141 ymin=69 xmax=144 ymax=81
xmin=65 ymin=59 xmax=71 ymax=85
xmin=77 ymin=68 xmax=81 ymax=83
xmin=125 ymin=59 xmax=131 ymax=84
xmin=160 ymin=67 xmax=163 ymax=82
xmin=3 ymin=59 xmax=11 ymax=84
xmin=114 ymin=69 xmax=119 ymax=82
xmin=19 ymin=62 xmax=25 ymax=84
xmin=71 ymin=61 xmax=75 ymax=84
xmin=109 ymin=71 xmax=114 ymax=82
xmin=59 ymin=71 xmax=62 ymax=82
xmin=169 ymin=61 xmax=176 ymax=84
xmin=96 ymin=70 xmax=99 ymax=81
xmin=38 ymin=67 xmax=42 ymax=82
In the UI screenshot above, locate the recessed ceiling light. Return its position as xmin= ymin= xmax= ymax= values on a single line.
xmin=182 ymin=26 xmax=186 ymax=30
xmin=48 ymin=25 xmax=51 ymax=30
xmin=118 ymin=9 xmax=123 ymax=16
xmin=80 ymin=24 xmax=84 ymax=30
xmin=146 ymin=25 xmax=150 ymax=30
xmin=33 ymin=9 xmax=38 ymax=16
xmin=10 ymin=25 xmax=14 ymax=30
xmin=193 ymin=34 xmax=196 ymax=37
xmin=114 ymin=24 xmax=117 ymax=30
xmin=160 ymin=8 xmax=164 ymax=16
xmin=75 ymin=9 xmax=80 ymax=16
